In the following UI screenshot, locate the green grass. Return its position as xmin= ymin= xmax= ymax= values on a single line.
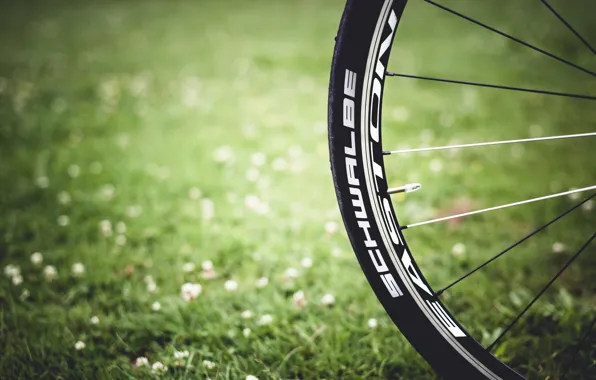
xmin=0 ymin=0 xmax=595 ymax=379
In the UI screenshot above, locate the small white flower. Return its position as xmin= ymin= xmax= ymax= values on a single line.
xmin=552 ymin=242 xmax=566 ymax=253
xmin=272 ymin=157 xmax=287 ymax=171
xmin=331 ymin=247 xmax=342 ymax=257
xmin=99 ymin=184 xmax=116 ymax=200
xmin=201 ymin=198 xmax=215 ymax=221
xmin=246 ymin=375 xmax=259 ymax=380
xmin=251 ymin=152 xmax=266 ymax=166
xmin=134 ymin=357 xmax=149 ymax=367
xmin=99 ymin=220 xmax=112 ymax=237
xmin=284 ymin=268 xmax=299 ymax=280
xmin=367 ymin=318 xmax=378 ymax=329
xmin=320 ymin=293 xmax=335 ymax=306
xmin=126 ymin=205 xmax=142 ymax=218
xmin=452 ymin=243 xmax=466 ymax=257
xmin=174 ymin=350 xmax=189 ymax=359
xmin=4 ymin=264 xmax=21 ymax=278
xmin=57 ymin=191 xmax=71 ymax=205
xmin=43 ymin=265 xmax=57 ymax=281
xmin=300 ymin=257 xmax=313 ymax=268
xmin=12 ymin=274 xmax=23 ymax=286
xmin=181 ymin=282 xmax=202 ymax=301
xmin=116 ymin=221 xmax=126 ymax=234
xmin=293 ymin=290 xmax=307 ymax=307
xmin=188 ymin=187 xmax=202 ymax=200
xmin=75 ymin=341 xmax=86 ymax=351
xmin=90 ymin=316 xmax=100 ymax=325
xmin=72 ymin=262 xmax=85 ymax=276
xmin=324 ymin=221 xmax=338 ymax=234
xmin=582 ymin=200 xmax=594 ymax=212
xmin=213 ymin=145 xmax=234 ymax=163
xmin=244 ymin=194 xmax=260 ymax=210
xmin=255 ymin=277 xmax=268 ymax=288
xmin=182 ymin=262 xmax=196 ymax=272
xmin=57 ymin=215 xmax=69 ymax=226
xmin=115 ymin=234 xmax=126 ymax=246
xmin=31 ymin=252 xmax=43 ymax=265
xmin=19 ymin=289 xmax=30 ymax=301
xmin=241 ymin=310 xmax=253 ymax=319
xmin=151 ymin=301 xmax=161 ymax=311
xmin=203 ymin=360 xmax=215 ymax=369
xmin=243 ymin=328 xmax=251 ymax=337
xmin=258 ymin=314 xmax=273 ymax=326
xmin=36 ymin=176 xmax=50 ymax=188
xmin=68 ymin=164 xmax=81 ymax=178
xmin=151 ymin=361 xmax=166 ymax=374
xmin=224 ymin=280 xmax=238 ymax=291
xmin=147 ymin=282 xmax=157 ymax=293
xmin=201 ymin=260 xmax=214 ymax=271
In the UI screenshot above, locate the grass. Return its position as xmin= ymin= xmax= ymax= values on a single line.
xmin=0 ymin=0 xmax=595 ymax=378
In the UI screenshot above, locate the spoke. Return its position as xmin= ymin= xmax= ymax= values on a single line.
xmin=386 ymin=73 xmax=596 ymax=101
xmin=384 ymin=132 xmax=596 ymax=155
xmin=541 ymin=0 xmax=596 ymax=56
xmin=562 ymin=313 xmax=596 ymax=379
xmin=423 ymin=0 xmax=596 ymax=78
xmin=435 ymin=193 xmax=596 ymax=296
xmin=487 ymin=232 xmax=596 ymax=352
xmin=401 ymin=185 xmax=596 ymax=230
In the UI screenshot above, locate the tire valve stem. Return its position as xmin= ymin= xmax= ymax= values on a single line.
xmin=387 ymin=183 xmax=422 ymax=195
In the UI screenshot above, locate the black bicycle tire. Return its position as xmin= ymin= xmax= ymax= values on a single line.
xmin=327 ymin=0 xmax=524 ymax=378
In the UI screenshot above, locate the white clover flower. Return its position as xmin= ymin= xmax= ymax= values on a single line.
xmin=174 ymin=350 xmax=189 ymax=359
xmin=30 ymin=252 xmax=43 ymax=265
xmin=203 ymin=360 xmax=215 ymax=369
xmin=182 ymin=262 xmax=195 ymax=273
xmin=324 ymin=221 xmax=338 ymax=234
xmin=188 ymin=187 xmax=202 ymax=200
xmin=246 ymin=375 xmax=259 ymax=380
xmin=251 ymin=152 xmax=266 ymax=166
xmin=300 ymin=257 xmax=313 ymax=268
xmin=68 ymin=164 xmax=81 ymax=178
xmin=115 ymin=235 xmax=126 ymax=246
xmin=452 ymin=243 xmax=466 ymax=257
xmin=4 ymin=264 xmax=21 ymax=278
xmin=43 ymin=265 xmax=57 ymax=281
xmin=181 ymin=282 xmax=202 ymax=301
xmin=57 ymin=191 xmax=71 ymax=205
xmin=134 ymin=357 xmax=149 ymax=367
xmin=552 ymin=242 xmax=566 ymax=253
xmin=151 ymin=301 xmax=161 ymax=311
xmin=147 ymin=282 xmax=157 ymax=293
xmin=331 ymin=247 xmax=342 ymax=257
xmin=271 ymin=157 xmax=287 ymax=171
xmin=243 ymin=328 xmax=251 ymax=338
xmin=90 ymin=316 xmax=100 ymax=325
xmin=75 ymin=341 xmax=86 ymax=351
xmin=241 ymin=310 xmax=253 ymax=319
xmin=258 ymin=314 xmax=273 ymax=326
xmin=36 ymin=176 xmax=49 ymax=188
xmin=320 ymin=293 xmax=335 ymax=306
xmin=255 ymin=277 xmax=268 ymax=288
xmin=284 ymin=268 xmax=299 ymax=281
xmin=12 ymin=274 xmax=23 ymax=286
xmin=244 ymin=195 xmax=260 ymax=210
xmin=99 ymin=184 xmax=116 ymax=200
xmin=99 ymin=220 xmax=112 ymax=237
xmin=583 ymin=199 xmax=594 ymax=212
xmin=213 ymin=145 xmax=234 ymax=163
xmin=201 ymin=260 xmax=214 ymax=271
xmin=224 ymin=280 xmax=238 ymax=291
xmin=293 ymin=290 xmax=307 ymax=308
xmin=57 ymin=215 xmax=70 ymax=226
xmin=72 ymin=263 xmax=85 ymax=276
xmin=367 ymin=318 xmax=378 ymax=329
xmin=201 ymin=198 xmax=215 ymax=221
xmin=151 ymin=361 xmax=166 ymax=374
xmin=116 ymin=221 xmax=126 ymax=234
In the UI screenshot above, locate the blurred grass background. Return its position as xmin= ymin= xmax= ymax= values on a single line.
xmin=0 ymin=0 xmax=595 ymax=379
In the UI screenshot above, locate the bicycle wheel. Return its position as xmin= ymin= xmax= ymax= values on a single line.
xmin=327 ymin=0 xmax=595 ymax=378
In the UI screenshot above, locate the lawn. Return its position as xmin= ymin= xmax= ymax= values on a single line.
xmin=0 ymin=0 xmax=595 ymax=379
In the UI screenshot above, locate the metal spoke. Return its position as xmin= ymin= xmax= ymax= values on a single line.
xmin=423 ymin=0 xmax=596 ymax=78
xmin=384 ymin=132 xmax=596 ymax=155
xmin=385 ymin=73 xmax=596 ymax=101
xmin=401 ymin=185 xmax=596 ymax=230
xmin=435 ymin=193 xmax=596 ymax=296
xmin=487 ymin=232 xmax=596 ymax=352
xmin=541 ymin=0 xmax=596 ymax=56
